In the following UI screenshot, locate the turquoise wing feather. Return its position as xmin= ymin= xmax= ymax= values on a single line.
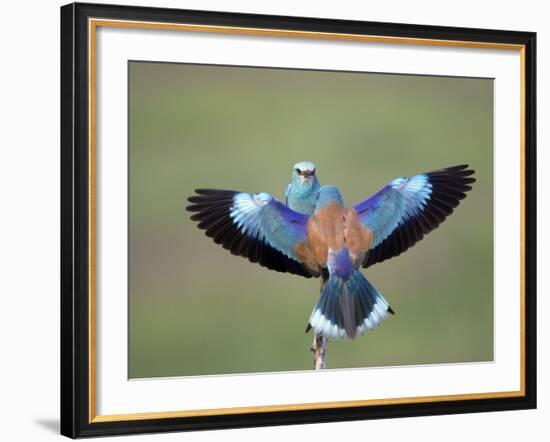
xmin=187 ymin=189 xmax=312 ymax=278
xmin=353 ymin=165 xmax=475 ymax=267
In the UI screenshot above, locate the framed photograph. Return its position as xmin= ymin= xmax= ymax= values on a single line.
xmin=60 ymin=2 xmax=536 ymax=438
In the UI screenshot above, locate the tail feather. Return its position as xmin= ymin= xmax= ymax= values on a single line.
xmin=307 ymin=249 xmax=392 ymax=339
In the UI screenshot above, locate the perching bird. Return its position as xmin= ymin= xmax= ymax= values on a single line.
xmin=186 ymin=164 xmax=475 ymax=339
xmin=285 ymin=161 xmax=320 ymax=214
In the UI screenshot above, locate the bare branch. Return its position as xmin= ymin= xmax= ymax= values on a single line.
xmin=312 ymin=334 xmax=328 ymax=369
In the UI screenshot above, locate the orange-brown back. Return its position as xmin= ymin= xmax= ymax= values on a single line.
xmin=294 ymin=203 xmax=373 ymax=273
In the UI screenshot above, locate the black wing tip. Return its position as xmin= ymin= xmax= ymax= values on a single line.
xmin=363 ymin=164 xmax=477 ymax=269
xmin=430 ymin=164 xmax=476 ymax=175
xmin=443 ymin=164 xmax=471 ymax=172
xmin=194 ymin=188 xmax=238 ymax=195
xmin=186 ymin=189 xmax=238 ymax=211
xmin=185 ymin=188 xmax=313 ymax=279
xmin=187 ymin=189 xmax=238 ymax=201
xmin=428 ymin=165 xmax=476 ymax=193
xmin=452 ymin=163 xmax=469 ymax=170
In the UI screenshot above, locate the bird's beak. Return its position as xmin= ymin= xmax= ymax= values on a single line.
xmin=300 ymin=171 xmax=314 ymax=183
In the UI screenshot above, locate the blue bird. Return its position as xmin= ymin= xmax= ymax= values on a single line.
xmin=186 ymin=164 xmax=475 ymax=339
xmin=304 ymin=185 xmax=393 ymax=338
xmin=285 ymin=161 xmax=320 ymax=214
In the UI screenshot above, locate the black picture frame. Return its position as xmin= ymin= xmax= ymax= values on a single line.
xmin=60 ymin=2 xmax=537 ymax=438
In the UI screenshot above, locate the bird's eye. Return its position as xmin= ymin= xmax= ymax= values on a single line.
xmin=311 ymin=170 xmax=316 ymax=175
xmin=295 ymin=168 xmax=301 ymax=174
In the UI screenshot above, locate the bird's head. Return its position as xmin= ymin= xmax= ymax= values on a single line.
xmin=291 ymin=161 xmax=318 ymax=189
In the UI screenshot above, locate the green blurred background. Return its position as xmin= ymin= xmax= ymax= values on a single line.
xmin=128 ymin=61 xmax=493 ymax=378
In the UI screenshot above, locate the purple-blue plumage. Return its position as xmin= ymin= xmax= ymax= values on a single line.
xmin=186 ymin=164 xmax=475 ymax=340
xmin=187 ymin=189 xmax=312 ymax=278
xmin=308 ymin=255 xmax=392 ymax=339
xmin=354 ymin=165 xmax=475 ymax=267
xmin=327 ymin=248 xmax=354 ymax=280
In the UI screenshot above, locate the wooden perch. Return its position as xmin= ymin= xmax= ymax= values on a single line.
xmin=312 ymin=334 xmax=328 ymax=369
xmin=310 ymin=277 xmax=328 ymax=370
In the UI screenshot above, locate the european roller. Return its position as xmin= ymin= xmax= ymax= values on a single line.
xmin=186 ymin=164 xmax=475 ymax=339
xmin=285 ymin=161 xmax=320 ymax=214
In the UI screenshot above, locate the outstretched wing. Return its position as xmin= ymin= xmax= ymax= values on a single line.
xmin=353 ymin=165 xmax=475 ymax=268
xmin=187 ymin=189 xmax=313 ymax=278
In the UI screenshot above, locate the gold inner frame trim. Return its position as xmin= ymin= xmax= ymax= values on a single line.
xmin=88 ymin=17 xmax=527 ymax=424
